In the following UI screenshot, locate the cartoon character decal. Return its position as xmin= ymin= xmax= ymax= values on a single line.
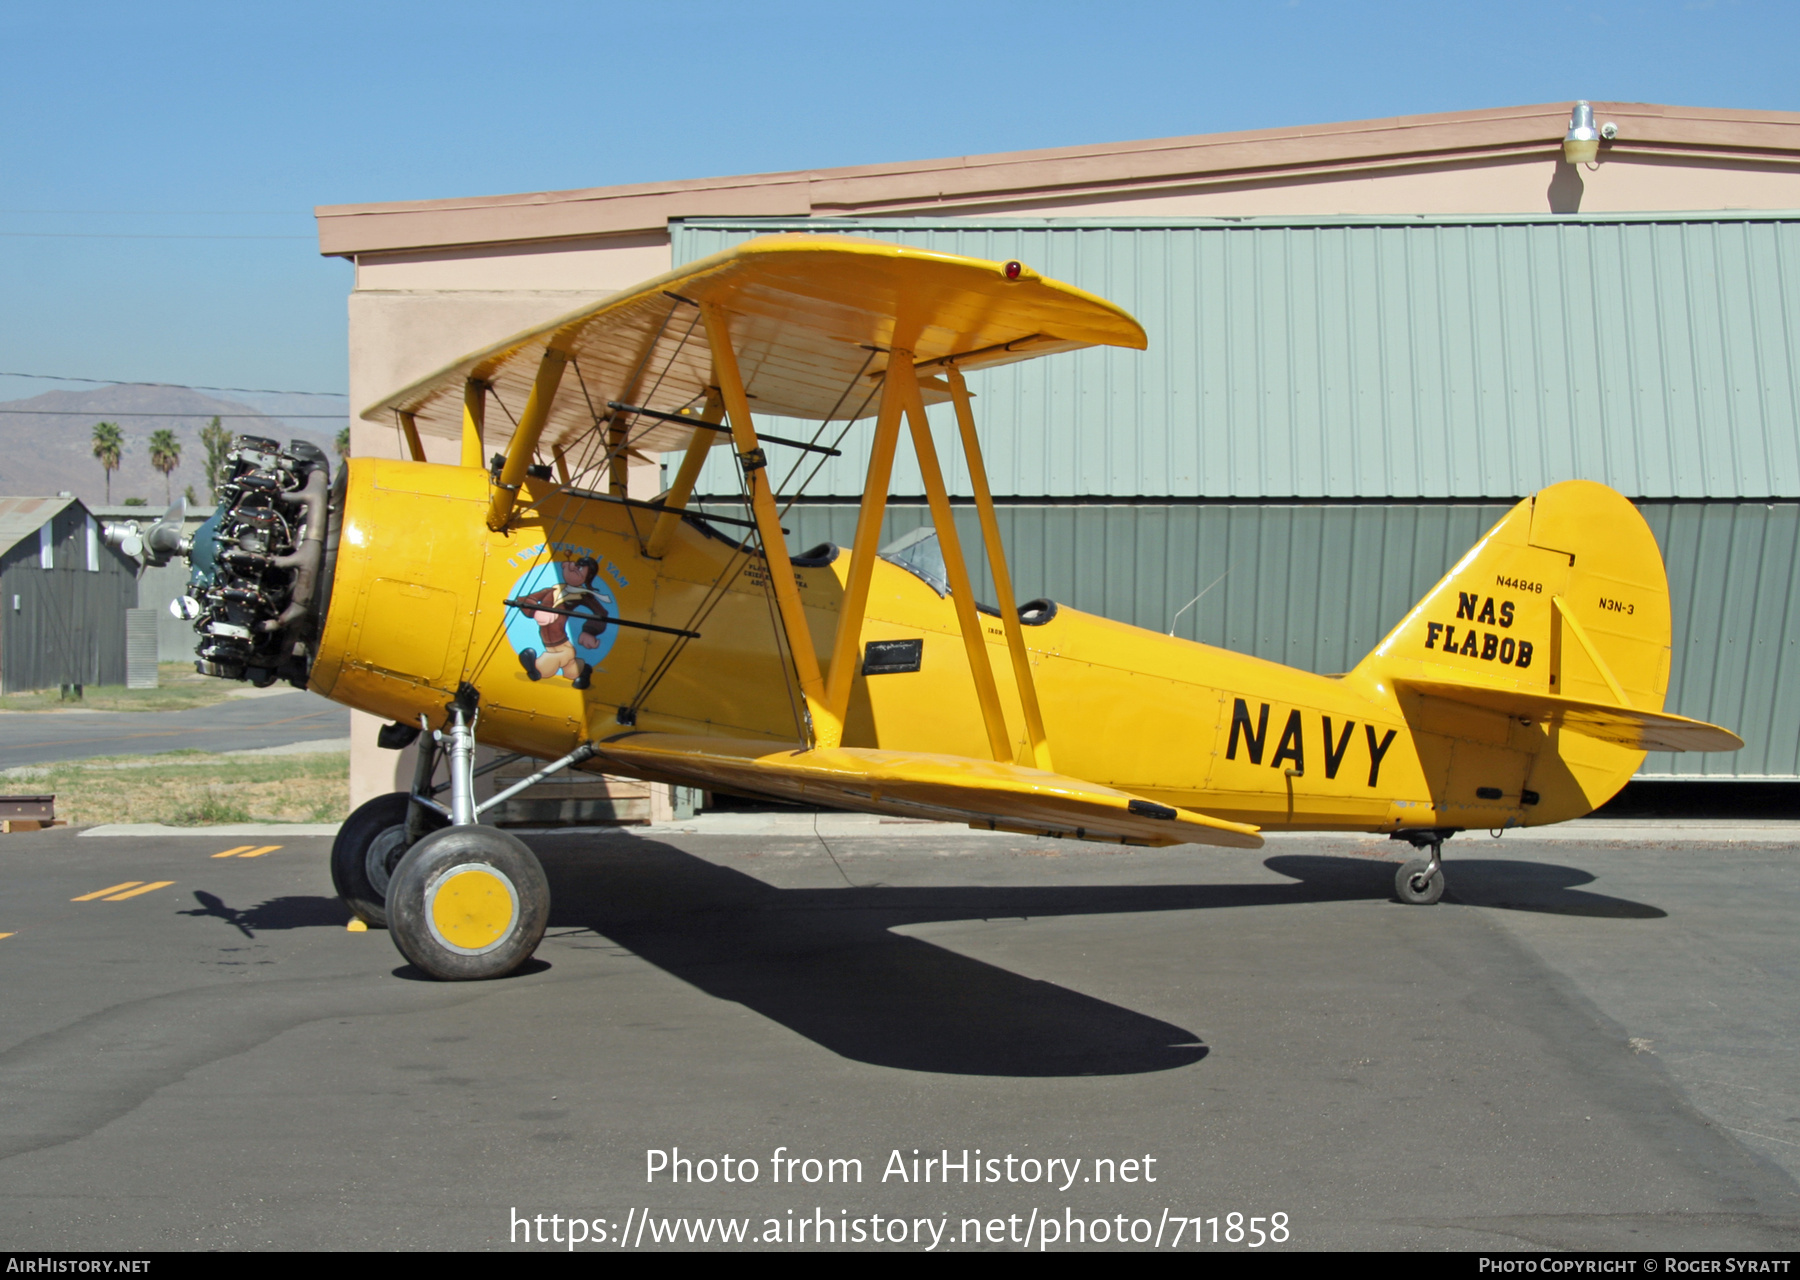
xmin=503 ymin=556 xmax=619 ymax=690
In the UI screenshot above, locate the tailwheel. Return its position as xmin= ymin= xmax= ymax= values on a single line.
xmin=330 ymin=791 xmax=448 ymax=927
xmin=1390 ymin=827 xmax=1456 ymax=906
xmin=1395 ymin=858 xmax=1446 ymax=905
xmin=385 ymin=825 xmax=550 ymax=980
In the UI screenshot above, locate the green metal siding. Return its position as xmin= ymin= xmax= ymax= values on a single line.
xmin=673 ymin=214 xmax=1799 ymax=780
xmin=695 ymin=500 xmax=1799 ymax=780
xmin=674 ymin=215 xmax=1800 ymax=502
xmin=1647 ymin=502 xmax=1800 ymax=778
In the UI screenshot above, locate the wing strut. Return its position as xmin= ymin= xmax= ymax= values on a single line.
xmin=701 ymin=303 xmax=836 ymax=747
xmin=896 ymin=353 xmax=1013 ymax=763
xmin=397 ymin=410 xmax=427 ymax=463
xmin=460 ymin=379 xmax=487 ymax=469
xmin=486 ymin=349 xmax=569 ymax=530
xmin=644 ymin=387 xmax=724 ymax=559
xmin=819 ymin=362 xmax=908 ymax=746
xmin=817 ymin=354 xmax=1043 ymax=767
xmin=946 ymin=364 xmax=1053 ymax=771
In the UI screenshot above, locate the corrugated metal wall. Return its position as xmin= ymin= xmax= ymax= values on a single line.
xmin=675 ymin=215 xmax=1800 ymax=780
xmin=695 ymin=500 xmax=1800 ymax=780
xmin=0 ymin=506 xmax=137 ymax=692
xmin=675 ymin=215 xmax=1800 ymax=501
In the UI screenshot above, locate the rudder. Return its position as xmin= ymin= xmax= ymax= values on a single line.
xmin=1353 ymin=480 xmax=1676 ymax=822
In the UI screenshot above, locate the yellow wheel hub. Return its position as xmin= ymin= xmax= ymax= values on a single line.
xmin=427 ymin=865 xmax=518 ymax=954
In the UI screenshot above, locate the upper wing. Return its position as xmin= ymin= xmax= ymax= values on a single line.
xmin=1397 ymin=680 xmax=1744 ymax=753
xmin=361 ymin=235 xmax=1147 ymax=458
xmin=591 ymin=732 xmax=1262 ymax=849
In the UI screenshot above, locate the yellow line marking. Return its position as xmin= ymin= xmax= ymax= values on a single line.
xmin=235 ymin=845 xmax=282 ymax=858
xmin=0 ymin=933 xmax=13 ymax=940
xmin=74 ymin=882 xmax=142 ymax=901
xmin=212 ymin=845 xmax=257 ymax=858
xmin=104 ymin=881 xmax=174 ymax=901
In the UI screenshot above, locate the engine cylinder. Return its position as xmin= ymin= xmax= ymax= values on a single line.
xmin=185 ymin=435 xmax=338 ymax=689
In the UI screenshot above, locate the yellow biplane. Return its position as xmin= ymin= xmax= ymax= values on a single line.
xmin=117 ymin=236 xmax=1742 ymax=980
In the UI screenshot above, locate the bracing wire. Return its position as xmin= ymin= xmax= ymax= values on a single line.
xmin=732 ymin=449 xmax=809 ymax=745
xmin=461 ymin=310 xmax=880 ymax=746
xmin=463 ymin=303 xmax=703 ymax=696
xmin=619 ymin=353 xmax=879 ymax=725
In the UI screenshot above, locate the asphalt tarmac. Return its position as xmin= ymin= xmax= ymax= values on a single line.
xmin=0 ymin=821 xmax=1794 ymax=1252
xmin=0 ymin=689 xmax=349 ymax=768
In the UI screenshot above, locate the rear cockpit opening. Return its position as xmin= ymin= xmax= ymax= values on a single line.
xmin=879 ymin=527 xmax=1058 ymax=625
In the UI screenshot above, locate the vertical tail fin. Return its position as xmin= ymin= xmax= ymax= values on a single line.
xmin=1353 ymin=480 xmax=1689 ymax=821
xmin=1356 ymin=480 xmax=1673 ymax=708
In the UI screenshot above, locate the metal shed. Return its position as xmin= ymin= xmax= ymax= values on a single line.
xmin=675 ymin=214 xmax=1800 ymax=781
xmin=0 ymin=496 xmax=139 ymax=693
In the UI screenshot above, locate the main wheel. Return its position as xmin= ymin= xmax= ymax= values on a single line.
xmin=1395 ymin=858 xmax=1446 ymax=905
xmin=330 ymin=792 xmax=448 ymax=927
xmin=385 ymin=825 xmax=550 ymax=981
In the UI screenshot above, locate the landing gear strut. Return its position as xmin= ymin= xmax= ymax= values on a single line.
xmin=379 ymin=686 xmax=596 ymax=981
xmin=1390 ymin=827 xmax=1456 ymax=905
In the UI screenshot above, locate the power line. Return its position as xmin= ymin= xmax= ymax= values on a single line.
xmin=0 ymin=372 xmax=346 ymax=398
xmin=0 ymin=410 xmax=344 ymax=418
xmin=0 ymin=231 xmax=311 ymax=240
xmin=0 ymin=209 xmax=306 ymax=216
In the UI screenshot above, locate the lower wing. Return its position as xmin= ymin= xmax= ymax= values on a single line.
xmin=591 ymin=733 xmax=1263 ymax=849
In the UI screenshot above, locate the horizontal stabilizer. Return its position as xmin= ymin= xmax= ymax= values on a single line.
xmin=592 ymin=733 xmax=1263 ymax=849
xmin=1397 ymin=681 xmax=1744 ymax=753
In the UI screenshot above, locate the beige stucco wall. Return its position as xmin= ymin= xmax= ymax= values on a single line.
xmin=344 ymin=233 xmax=673 ymax=809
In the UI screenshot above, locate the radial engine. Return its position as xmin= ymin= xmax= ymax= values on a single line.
xmin=104 ymin=434 xmax=339 ymax=689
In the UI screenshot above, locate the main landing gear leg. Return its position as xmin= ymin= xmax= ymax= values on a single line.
xmin=385 ymin=686 xmax=552 ymax=981
xmin=1390 ymin=827 xmax=1457 ymax=905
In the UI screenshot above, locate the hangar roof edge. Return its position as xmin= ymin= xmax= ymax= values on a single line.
xmin=315 ymin=102 xmax=1800 ymax=259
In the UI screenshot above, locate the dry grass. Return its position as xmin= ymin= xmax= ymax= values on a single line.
xmin=1 ymin=750 xmax=348 ymax=826
xmin=0 ymin=664 xmax=244 ymax=714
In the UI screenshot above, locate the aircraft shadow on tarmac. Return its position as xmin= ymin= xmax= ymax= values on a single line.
xmin=516 ymin=839 xmax=1663 ymax=1079
xmin=180 ymin=890 xmax=351 ymax=937
xmin=170 ymin=843 xmax=1661 ymax=1078
xmin=1264 ymin=854 xmax=1667 ymax=919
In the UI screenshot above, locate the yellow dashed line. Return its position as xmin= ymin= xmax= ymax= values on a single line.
xmin=74 ymin=882 xmax=142 ymax=902
xmin=212 ymin=845 xmax=256 ymax=859
xmin=0 ymin=933 xmax=13 ymax=940
xmin=103 ymin=881 xmax=175 ymax=901
xmin=235 ymin=845 xmax=282 ymax=859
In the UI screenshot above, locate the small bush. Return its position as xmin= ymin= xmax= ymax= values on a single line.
xmin=170 ymin=791 xmax=252 ymax=826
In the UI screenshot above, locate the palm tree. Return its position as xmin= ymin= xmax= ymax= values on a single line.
xmin=148 ymin=428 xmax=182 ymax=504
xmin=91 ymin=421 xmax=124 ymax=503
xmin=199 ymin=416 xmax=232 ymax=502
xmin=335 ymin=426 xmax=350 ymax=460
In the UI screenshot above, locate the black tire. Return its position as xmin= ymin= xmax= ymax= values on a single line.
xmin=330 ymin=791 xmax=448 ymax=927
xmin=386 ymin=825 xmax=550 ymax=981
xmin=1395 ymin=858 xmax=1446 ymax=905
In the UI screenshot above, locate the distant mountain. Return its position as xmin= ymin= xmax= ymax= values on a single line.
xmin=0 ymin=385 xmax=345 ymax=507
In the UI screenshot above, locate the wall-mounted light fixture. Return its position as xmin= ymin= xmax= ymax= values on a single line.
xmin=1564 ymin=102 xmax=1600 ymax=164
xmin=1563 ymin=102 xmax=1618 ymax=166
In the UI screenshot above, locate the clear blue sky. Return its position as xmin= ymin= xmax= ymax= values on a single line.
xmin=2 ymin=0 xmax=1794 ymax=404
